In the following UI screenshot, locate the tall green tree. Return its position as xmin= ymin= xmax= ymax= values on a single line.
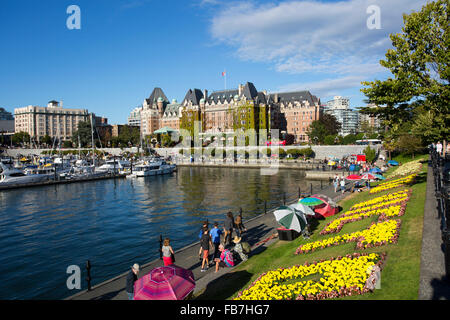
xmin=306 ymin=121 xmax=328 ymax=144
xmin=320 ymin=113 xmax=342 ymax=136
xmin=72 ymin=121 xmax=96 ymax=147
xmin=361 ymin=0 xmax=449 ymax=148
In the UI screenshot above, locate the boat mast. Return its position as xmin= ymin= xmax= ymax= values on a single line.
xmin=90 ymin=113 xmax=95 ymax=166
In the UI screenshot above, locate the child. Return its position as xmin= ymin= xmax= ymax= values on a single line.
xmin=200 ymin=227 xmax=212 ymax=272
xmin=161 ymin=238 xmax=175 ymax=266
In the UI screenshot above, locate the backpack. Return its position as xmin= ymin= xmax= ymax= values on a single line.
xmin=241 ymin=241 xmax=251 ymax=254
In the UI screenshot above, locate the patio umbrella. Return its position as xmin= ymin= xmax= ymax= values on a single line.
xmin=289 ymin=202 xmax=316 ymax=216
xmin=134 ymin=265 xmax=195 ymax=300
xmin=311 ymin=194 xmax=339 ymax=218
xmin=273 ymin=206 xmax=307 ymax=232
xmin=374 ymin=174 xmax=386 ymax=180
xmin=387 ymin=160 xmax=399 ymax=166
xmin=311 ymin=194 xmax=338 ymax=208
xmin=299 ymin=197 xmax=324 ymax=206
xmin=369 ymin=167 xmax=382 ymax=174
xmin=361 ymin=173 xmax=376 ymax=180
xmin=346 ymin=174 xmax=362 ymax=181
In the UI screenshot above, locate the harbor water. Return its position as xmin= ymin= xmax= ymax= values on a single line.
xmin=0 ymin=167 xmax=322 ymax=300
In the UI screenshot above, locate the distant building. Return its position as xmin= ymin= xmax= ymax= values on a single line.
xmin=324 ymin=96 xmax=359 ymax=136
xmin=128 ymin=106 xmax=142 ymax=127
xmin=268 ymin=91 xmax=322 ymax=143
xmin=14 ymin=100 xmax=89 ymax=140
xmin=140 ymin=88 xmax=170 ymax=137
xmin=0 ymin=108 xmax=14 ymax=133
xmin=359 ymin=103 xmax=381 ymax=131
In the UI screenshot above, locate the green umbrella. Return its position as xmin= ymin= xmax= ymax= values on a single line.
xmin=273 ymin=206 xmax=307 ymax=232
xmin=299 ymin=197 xmax=324 ymax=206
xmin=374 ymin=174 xmax=386 ymax=180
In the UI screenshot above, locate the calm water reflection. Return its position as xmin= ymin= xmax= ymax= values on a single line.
xmin=0 ymin=167 xmax=319 ymax=299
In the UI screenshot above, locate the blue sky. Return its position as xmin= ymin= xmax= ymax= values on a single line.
xmin=0 ymin=0 xmax=428 ymax=124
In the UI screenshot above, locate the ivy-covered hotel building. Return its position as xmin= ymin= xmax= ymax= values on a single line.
xmin=139 ymin=82 xmax=321 ymax=143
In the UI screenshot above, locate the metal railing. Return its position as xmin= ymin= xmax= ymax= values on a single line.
xmin=430 ymin=148 xmax=450 ymax=280
xmin=82 ymin=179 xmax=336 ymax=291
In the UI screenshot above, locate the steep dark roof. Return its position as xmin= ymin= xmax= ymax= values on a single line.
xmin=207 ymin=89 xmax=238 ymax=104
xmin=242 ymin=82 xmax=258 ymax=100
xmin=206 ymin=82 xmax=261 ymax=104
xmin=146 ymin=87 xmax=169 ymax=105
xmin=182 ymin=89 xmax=204 ymax=106
xmin=269 ymin=90 xmax=317 ymax=105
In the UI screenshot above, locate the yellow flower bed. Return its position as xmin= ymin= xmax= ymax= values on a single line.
xmin=350 ymin=189 xmax=410 ymax=210
xmin=235 ymin=253 xmax=385 ymax=300
xmin=295 ymin=219 xmax=401 ymax=254
xmin=321 ymin=205 xmax=405 ymax=235
xmin=369 ymin=174 xmax=416 ymax=194
xmin=387 ymin=159 xmax=422 ymax=179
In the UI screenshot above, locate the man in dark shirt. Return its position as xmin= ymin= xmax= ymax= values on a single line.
xmin=125 ymin=263 xmax=139 ymax=300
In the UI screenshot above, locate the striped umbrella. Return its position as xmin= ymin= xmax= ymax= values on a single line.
xmin=134 ymin=265 xmax=195 ymax=300
xmin=273 ymin=206 xmax=307 ymax=232
xmin=361 ymin=173 xmax=376 ymax=180
xmin=299 ymin=197 xmax=324 ymax=206
xmin=289 ymin=202 xmax=316 ymax=216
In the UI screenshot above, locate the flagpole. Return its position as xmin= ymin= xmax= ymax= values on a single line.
xmin=224 ymin=69 xmax=227 ymax=90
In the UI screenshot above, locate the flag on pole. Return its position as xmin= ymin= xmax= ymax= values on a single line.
xmin=222 ymin=71 xmax=226 ymax=76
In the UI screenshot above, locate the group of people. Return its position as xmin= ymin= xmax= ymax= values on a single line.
xmin=197 ymin=212 xmax=249 ymax=273
xmin=333 ymin=175 xmax=347 ymax=194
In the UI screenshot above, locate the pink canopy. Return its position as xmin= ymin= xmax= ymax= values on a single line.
xmin=311 ymin=194 xmax=339 ymax=218
xmin=134 ymin=265 xmax=195 ymax=300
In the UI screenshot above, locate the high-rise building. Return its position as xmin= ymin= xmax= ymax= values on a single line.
xmin=128 ymin=106 xmax=142 ymax=127
xmin=324 ymin=96 xmax=359 ymax=136
xmin=0 ymin=108 xmax=14 ymax=133
xmin=14 ymin=100 xmax=89 ymax=140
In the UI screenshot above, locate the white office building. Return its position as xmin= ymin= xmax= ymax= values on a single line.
xmin=325 ymin=96 xmax=359 ymax=136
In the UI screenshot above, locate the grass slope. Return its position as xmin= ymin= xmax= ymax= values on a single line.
xmin=195 ymin=154 xmax=429 ymax=300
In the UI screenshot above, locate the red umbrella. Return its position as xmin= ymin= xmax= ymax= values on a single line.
xmin=311 ymin=194 xmax=339 ymax=218
xmin=134 ymin=265 xmax=195 ymax=300
xmin=346 ymin=174 xmax=361 ymax=181
xmin=360 ymin=173 xmax=376 ymax=180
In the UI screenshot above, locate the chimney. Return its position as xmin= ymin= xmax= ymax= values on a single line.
xmin=203 ymin=89 xmax=208 ymax=100
xmin=238 ymin=84 xmax=243 ymax=96
xmin=60 ymin=100 xmax=63 ymax=108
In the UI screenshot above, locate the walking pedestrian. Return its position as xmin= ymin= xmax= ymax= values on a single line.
xmin=198 ymin=220 xmax=208 ymax=260
xmin=125 ymin=263 xmax=139 ymax=300
xmin=209 ymin=222 xmax=223 ymax=260
xmin=200 ymin=227 xmax=212 ymax=272
xmin=340 ymin=177 xmax=346 ymax=194
xmin=224 ymin=212 xmax=234 ymax=247
xmin=234 ymin=212 xmax=247 ymax=236
xmin=333 ymin=174 xmax=339 ymax=193
xmin=436 ymin=141 xmax=443 ymax=156
xmin=161 ymin=238 xmax=175 ymax=266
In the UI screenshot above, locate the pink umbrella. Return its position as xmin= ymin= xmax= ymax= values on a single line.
xmin=361 ymin=173 xmax=376 ymax=180
xmin=134 ymin=265 xmax=195 ymax=300
xmin=346 ymin=174 xmax=361 ymax=181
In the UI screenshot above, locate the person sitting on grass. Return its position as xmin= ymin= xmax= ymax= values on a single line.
xmin=232 ymin=236 xmax=248 ymax=262
xmin=214 ymin=243 xmax=234 ymax=273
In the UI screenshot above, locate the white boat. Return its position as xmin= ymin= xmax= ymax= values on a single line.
xmin=0 ymin=163 xmax=51 ymax=186
xmin=95 ymin=159 xmax=131 ymax=174
xmin=128 ymin=160 xmax=176 ymax=178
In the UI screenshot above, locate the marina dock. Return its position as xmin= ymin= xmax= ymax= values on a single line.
xmin=0 ymin=173 xmax=126 ymax=191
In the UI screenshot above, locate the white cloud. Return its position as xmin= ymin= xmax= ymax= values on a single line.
xmin=210 ymin=0 xmax=428 ymax=76
xmin=276 ymin=75 xmax=366 ymax=97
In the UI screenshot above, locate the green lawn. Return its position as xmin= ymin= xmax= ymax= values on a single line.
xmin=195 ymin=154 xmax=429 ymax=300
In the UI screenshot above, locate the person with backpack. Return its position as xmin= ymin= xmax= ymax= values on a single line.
xmin=214 ymin=243 xmax=234 ymax=273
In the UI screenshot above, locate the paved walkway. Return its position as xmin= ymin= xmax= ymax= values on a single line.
xmin=68 ymin=182 xmax=345 ymax=300
xmin=418 ymin=163 xmax=450 ymax=300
